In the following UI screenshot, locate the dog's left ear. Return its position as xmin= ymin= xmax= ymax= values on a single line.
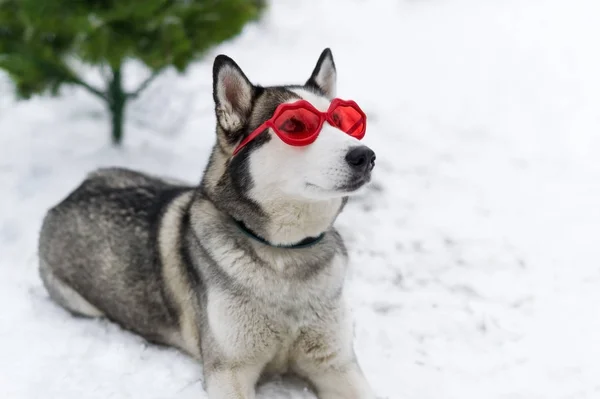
xmin=306 ymin=48 xmax=337 ymax=99
xmin=213 ymin=55 xmax=254 ymax=135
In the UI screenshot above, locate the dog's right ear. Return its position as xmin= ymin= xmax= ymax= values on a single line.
xmin=213 ymin=55 xmax=254 ymax=135
xmin=306 ymin=48 xmax=337 ymax=99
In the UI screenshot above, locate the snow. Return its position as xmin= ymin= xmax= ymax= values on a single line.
xmin=1 ymin=0 xmax=600 ymax=397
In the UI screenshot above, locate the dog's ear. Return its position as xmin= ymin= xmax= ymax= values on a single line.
xmin=213 ymin=55 xmax=254 ymax=135
xmin=306 ymin=48 xmax=337 ymax=99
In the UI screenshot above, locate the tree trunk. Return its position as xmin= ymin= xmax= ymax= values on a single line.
xmin=108 ymin=66 xmax=126 ymax=146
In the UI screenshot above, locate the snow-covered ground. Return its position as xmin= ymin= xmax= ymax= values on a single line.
xmin=1 ymin=0 xmax=600 ymax=397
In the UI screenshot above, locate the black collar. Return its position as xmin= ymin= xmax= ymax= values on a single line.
xmin=234 ymin=219 xmax=325 ymax=249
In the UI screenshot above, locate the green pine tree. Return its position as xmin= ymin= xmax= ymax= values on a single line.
xmin=0 ymin=0 xmax=264 ymax=145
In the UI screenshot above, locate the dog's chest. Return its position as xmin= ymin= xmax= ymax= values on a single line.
xmin=206 ymin=284 xmax=343 ymax=371
xmin=204 ymin=239 xmax=348 ymax=373
xmin=261 ymin=302 xmax=337 ymax=374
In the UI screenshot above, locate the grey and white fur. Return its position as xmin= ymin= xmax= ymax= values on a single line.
xmin=38 ymin=48 xmax=377 ymax=399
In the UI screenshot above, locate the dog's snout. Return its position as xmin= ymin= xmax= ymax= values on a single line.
xmin=345 ymin=146 xmax=376 ymax=172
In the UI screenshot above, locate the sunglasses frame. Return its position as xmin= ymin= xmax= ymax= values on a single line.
xmin=232 ymin=98 xmax=366 ymax=156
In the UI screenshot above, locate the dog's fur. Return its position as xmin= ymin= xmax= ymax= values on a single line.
xmin=38 ymin=49 xmax=376 ymax=399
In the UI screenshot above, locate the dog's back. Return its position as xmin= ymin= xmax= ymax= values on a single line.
xmin=39 ymin=167 xmax=193 ymax=344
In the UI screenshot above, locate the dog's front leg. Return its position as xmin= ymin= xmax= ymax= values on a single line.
xmin=293 ymin=337 xmax=376 ymax=399
xmin=204 ymin=365 xmax=261 ymax=399
xmin=202 ymin=289 xmax=278 ymax=398
xmin=301 ymin=359 xmax=376 ymax=399
xmin=293 ymin=307 xmax=376 ymax=399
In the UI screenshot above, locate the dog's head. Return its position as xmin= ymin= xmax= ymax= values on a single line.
xmin=210 ymin=48 xmax=375 ymax=202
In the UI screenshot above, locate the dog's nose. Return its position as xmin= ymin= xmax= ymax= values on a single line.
xmin=345 ymin=146 xmax=376 ymax=172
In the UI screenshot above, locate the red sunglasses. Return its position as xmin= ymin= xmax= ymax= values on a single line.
xmin=232 ymin=98 xmax=367 ymax=156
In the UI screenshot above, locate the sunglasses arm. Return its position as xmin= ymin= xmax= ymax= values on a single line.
xmin=232 ymin=121 xmax=272 ymax=157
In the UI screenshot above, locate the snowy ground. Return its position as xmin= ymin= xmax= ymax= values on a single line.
xmin=1 ymin=0 xmax=600 ymax=398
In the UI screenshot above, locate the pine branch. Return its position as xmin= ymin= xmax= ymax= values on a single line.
xmin=128 ymin=67 xmax=165 ymax=99
xmin=68 ymin=75 xmax=107 ymax=100
xmin=22 ymin=53 xmax=108 ymax=101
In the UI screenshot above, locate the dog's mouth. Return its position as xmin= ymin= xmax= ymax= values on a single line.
xmin=334 ymin=175 xmax=371 ymax=193
xmin=307 ymin=174 xmax=371 ymax=196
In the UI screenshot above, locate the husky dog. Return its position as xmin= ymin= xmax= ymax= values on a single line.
xmin=38 ymin=48 xmax=377 ymax=399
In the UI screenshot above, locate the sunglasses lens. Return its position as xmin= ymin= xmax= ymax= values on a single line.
xmin=331 ymin=104 xmax=365 ymax=138
xmin=274 ymin=108 xmax=321 ymax=140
